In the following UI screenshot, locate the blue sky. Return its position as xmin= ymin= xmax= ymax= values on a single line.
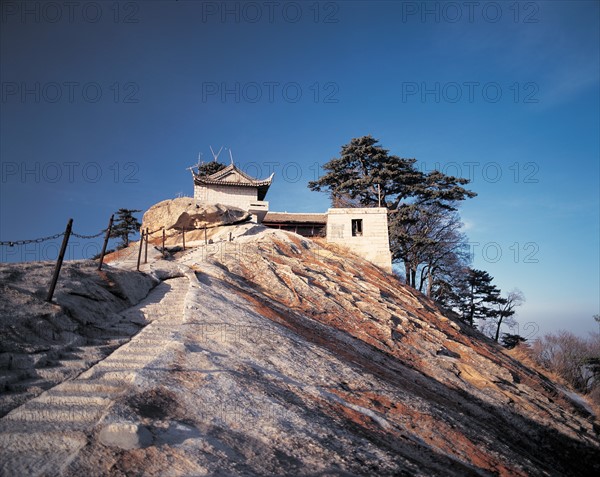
xmin=1 ymin=1 xmax=598 ymax=337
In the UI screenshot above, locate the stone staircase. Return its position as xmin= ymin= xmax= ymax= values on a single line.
xmin=0 ymin=274 xmax=190 ymax=476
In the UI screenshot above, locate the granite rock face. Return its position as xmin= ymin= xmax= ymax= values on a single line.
xmin=177 ymin=229 xmax=600 ymax=476
xmin=141 ymin=198 xmax=250 ymax=246
xmin=1 ymin=226 xmax=599 ymax=476
xmin=0 ymin=261 xmax=156 ymax=416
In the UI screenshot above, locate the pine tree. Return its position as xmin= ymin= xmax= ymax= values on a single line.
xmin=308 ymin=135 xmax=476 ymax=287
xmin=491 ymin=289 xmax=525 ymax=342
xmin=308 ymin=135 xmax=476 ymax=212
xmin=460 ymin=268 xmax=502 ymax=327
xmin=110 ymin=208 xmax=142 ymax=249
xmin=501 ymin=334 xmax=527 ymax=349
xmin=196 ymin=161 xmax=226 ymax=177
xmin=308 ymin=135 xmax=425 ymax=210
xmin=389 ymin=204 xmax=469 ymax=291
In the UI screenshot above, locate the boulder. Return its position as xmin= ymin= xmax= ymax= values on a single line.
xmin=98 ymin=423 xmax=153 ymax=450
xmin=141 ymin=198 xmax=251 ymax=245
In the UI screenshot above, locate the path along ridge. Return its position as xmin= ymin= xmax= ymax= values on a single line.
xmin=0 ymin=268 xmax=192 ymax=477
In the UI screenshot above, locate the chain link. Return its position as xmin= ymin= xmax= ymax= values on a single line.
xmin=0 ymin=232 xmax=65 ymax=247
xmin=146 ymin=227 xmax=164 ymax=235
xmin=144 ymin=228 xmax=182 ymax=239
xmin=1 ymin=227 xmax=108 ymax=246
xmin=1 ymin=225 xmax=192 ymax=247
xmin=146 ymin=226 xmax=209 ymax=237
xmin=71 ymin=228 xmax=107 ymax=239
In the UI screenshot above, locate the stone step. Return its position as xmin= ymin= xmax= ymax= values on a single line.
xmin=126 ymin=338 xmax=164 ymax=346
xmin=0 ymin=430 xmax=86 ymax=452
xmin=35 ymin=393 xmax=110 ymax=407
xmin=53 ymin=381 xmax=125 ymax=397
xmin=34 ymin=367 xmax=78 ymax=382
xmin=101 ymin=352 xmax=158 ymax=363
xmin=92 ymin=358 xmax=155 ymax=370
xmin=0 ymin=274 xmax=190 ymax=467
xmin=4 ymin=400 xmax=107 ymax=426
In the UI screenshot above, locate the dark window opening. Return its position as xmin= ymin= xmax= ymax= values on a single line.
xmin=351 ymin=219 xmax=363 ymax=237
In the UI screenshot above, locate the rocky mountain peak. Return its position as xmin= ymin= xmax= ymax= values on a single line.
xmin=1 ymin=221 xmax=598 ymax=476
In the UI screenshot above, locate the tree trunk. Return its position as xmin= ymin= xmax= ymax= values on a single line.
xmin=469 ymin=305 xmax=475 ymax=327
xmin=468 ymin=282 xmax=475 ymax=326
xmin=418 ymin=266 xmax=427 ymax=293
xmin=426 ymin=268 xmax=433 ymax=297
xmin=405 ymin=263 xmax=411 ymax=286
xmin=494 ymin=317 xmax=502 ymax=342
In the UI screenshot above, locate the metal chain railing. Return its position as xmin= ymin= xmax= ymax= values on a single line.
xmin=2 ymin=215 xmax=236 ymax=299
xmin=2 ymin=224 xmax=210 ymax=250
xmin=0 ymin=232 xmax=65 ymax=247
xmin=71 ymin=228 xmax=108 ymax=239
xmin=146 ymin=227 xmax=164 ymax=236
xmin=1 ymin=228 xmax=109 ymax=246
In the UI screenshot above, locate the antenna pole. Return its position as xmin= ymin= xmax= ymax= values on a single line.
xmin=210 ymin=146 xmax=223 ymax=162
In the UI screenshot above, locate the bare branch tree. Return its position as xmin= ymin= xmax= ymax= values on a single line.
xmin=491 ymin=289 xmax=525 ymax=342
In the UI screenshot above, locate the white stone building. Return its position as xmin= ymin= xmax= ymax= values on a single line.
xmin=192 ymin=164 xmax=392 ymax=273
xmin=193 ymin=164 xmax=273 ymax=222
xmin=263 ymin=208 xmax=392 ymax=273
xmin=325 ymin=208 xmax=392 ymax=273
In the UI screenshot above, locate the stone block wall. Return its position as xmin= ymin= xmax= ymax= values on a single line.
xmin=326 ymin=208 xmax=392 ymax=273
xmin=194 ymin=184 xmax=258 ymax=211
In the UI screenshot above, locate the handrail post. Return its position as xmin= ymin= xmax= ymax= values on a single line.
xmin=144 ymin=227 xmax=148 ymax=263
xmin=136 ymin=229 xmax=144 ymax=271
xmin=46 ymin=218 xmax=73 ymax=303
xmin=97 ymin=214 xmax=114 ymax=271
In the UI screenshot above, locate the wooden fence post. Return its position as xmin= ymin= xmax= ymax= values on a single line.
xmin=136 ymin=230 xmax=144 ymax=271
xmin=182 ymin=227 xmax=186 ymax=251
xmin=204 ymin=226 xmax=207 ymax=245
xmin=97 ymin=214 xmax=114 ymax=271
xmin=46 ymin=218 xmax=73 ymax=303
xmin=162 ymin=228 xmax=166 ymax=258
